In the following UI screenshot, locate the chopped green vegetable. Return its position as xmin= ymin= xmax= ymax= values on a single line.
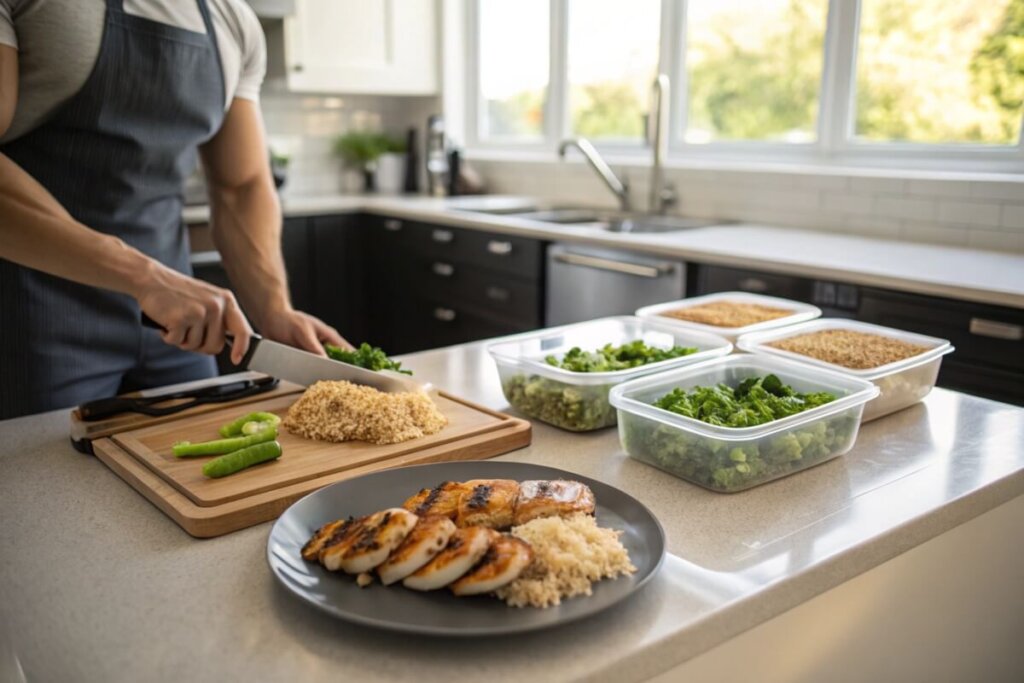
xmin=218 ymin=411 xmax=281 ymax=438
xmin=652 ymin=374 xmax=837 ymax=428
xmin=545 ymin=340 xmax=698 ymax=373
xmin=202 ymin=440 xmax=283 ymax=478
xmin=325 ymin=342 xmax=411 ymax=375
xmin=622 ymin=374 xmax=854 ymax=492
xmin=173 ymin=427 xmax=278 ymax=457
xmin=503 ymin=375 xmax=617 ymax=431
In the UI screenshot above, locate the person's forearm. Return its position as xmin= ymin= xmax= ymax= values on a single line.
xmin=207 ymin=170 xmax=290 ymax=330
xmin=0 ymin=152 xmax=153 ymax=296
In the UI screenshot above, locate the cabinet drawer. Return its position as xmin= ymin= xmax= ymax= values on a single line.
xmin=389 ymin=299 xmax=524 ymax=352
xmin=390 ymin=220 xmax=543 ymax=279
xmin=407 ymin=255 xmax=542 ymax=327
xmin=697 ymin=264 xmax=815 ymax=302
xmin=859 ymin=288 xmax=1024 ymax=373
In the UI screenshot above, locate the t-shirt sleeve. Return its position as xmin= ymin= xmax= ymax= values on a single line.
xmin=0 ymin=0 xmax=18 ymax=49
xmin=233 ymin=1 xmax=265 ymax=102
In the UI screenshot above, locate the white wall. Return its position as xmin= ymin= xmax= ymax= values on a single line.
xmin=470 ymin=158 xmax=1024 ymax=253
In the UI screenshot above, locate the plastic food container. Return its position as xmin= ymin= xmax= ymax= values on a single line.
xmin=487 ymin=317 xmax=733 ymax=432
xmin=609 ymin=355 xmax=878 ymax=492
xmin=635 ymin=292 xmax=822 ymax=344
xmin=736 ymin=319 xmax=953 ymax=422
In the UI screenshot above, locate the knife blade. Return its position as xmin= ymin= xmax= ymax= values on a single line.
xmin=241 ymin=336 xmax=423 ymax=393
xmin=141 ymin=314 xmax=423 ymax=393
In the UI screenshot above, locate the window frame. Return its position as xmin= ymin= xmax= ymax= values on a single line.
xmin=464 ymin=0 xmax=1024 ymax=172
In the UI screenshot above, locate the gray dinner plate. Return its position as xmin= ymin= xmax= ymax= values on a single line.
xmin=267 ymin=460 xmax=666 ymax=636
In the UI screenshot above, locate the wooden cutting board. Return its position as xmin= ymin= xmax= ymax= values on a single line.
xmin=86 ymin=386 xmax=531 ymax=538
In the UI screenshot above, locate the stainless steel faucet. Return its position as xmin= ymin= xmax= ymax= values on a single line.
xmin=647 ymin=75 xmax=676 ymax=215
xmin=558 ymin=74 xmax=677 ymax=215
xmin=557 ymin=138 xmax=632 ymax=212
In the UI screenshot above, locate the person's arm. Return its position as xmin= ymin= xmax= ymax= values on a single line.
xmin=0 ymin=45 xmax=252 ymax=362
xmin=200 ymin=98 xmax=350 ymax=354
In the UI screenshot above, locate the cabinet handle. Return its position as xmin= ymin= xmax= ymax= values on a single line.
xmin=486 ymin=286 xmax=510 ymax=302
xmin=738 ymin=277 xmax=769 ymax=293
xmin=433 ymin=307 xmax=456 ymax=322
xmin=292 ymin=64 xmax=304 ymax=72
xmin=384 ymin=219 xmax=402 ymax=232
xmin=432 ymin=229 xmax=454 ymax=243
xmin=553 ymin=252 xmax=675 ymax=279
xmin=487 ymin=240 xmax=513 ymax=256
xmin=432 ymin=262 xmax=454 ymax=277
xmin=969 ymin=318 xmax=1023 ymax=341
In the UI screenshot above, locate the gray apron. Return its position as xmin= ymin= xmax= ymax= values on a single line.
xmin=0 ymin=0 xmax=225 ymax=419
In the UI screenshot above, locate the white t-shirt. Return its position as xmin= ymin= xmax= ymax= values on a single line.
xmin=0 ymin=0 xmax=266 ymax=144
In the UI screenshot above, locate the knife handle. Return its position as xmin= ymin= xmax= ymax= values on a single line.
xmin=141 ymin=313 xmax=262 ymax=370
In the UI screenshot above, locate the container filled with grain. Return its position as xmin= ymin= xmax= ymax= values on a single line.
xmin=737 ymin=319 xmax=953 ymax=422
xmin=635 ymin=292 xmax=822 ymax=344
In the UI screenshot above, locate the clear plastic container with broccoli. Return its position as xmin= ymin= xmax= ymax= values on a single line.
xmin=609 ymin=356 xmax=878 ymax=492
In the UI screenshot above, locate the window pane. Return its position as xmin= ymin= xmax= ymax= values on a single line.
xmin=685 ymin=0 xmax=828 ymax=143
xmin=478 ymin=0 xmax=549 ymax=140
xmin=855 ymin=0 xmax=1023 ymax=145
xmin=567 ymin=0 xmax=661 ymax=141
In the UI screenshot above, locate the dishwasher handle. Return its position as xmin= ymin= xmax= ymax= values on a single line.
xmin=552 ymin=251 xmax=676 ymax=279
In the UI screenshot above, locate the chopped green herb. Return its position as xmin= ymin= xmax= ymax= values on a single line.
xmin=503 ymin=375 xmax=618 ymax=432
xmin=652 ymin=374 xmax=837 ymax=427
xmin=325 ymin=343 xmax=412 ymax=375
xmin=545 ymin=340 xmax=698 ymax=373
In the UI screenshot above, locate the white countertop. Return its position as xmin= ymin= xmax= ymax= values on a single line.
xmin=1 ymin=341 xmax=1022 ymax=681
xmin=185 ymin=194 xmax=1024 ymax=309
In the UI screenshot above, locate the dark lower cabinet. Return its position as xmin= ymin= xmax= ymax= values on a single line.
xmin=364 ymin=216 xmax=545 ymax=354
xmin=693 ymin=263 xmax=1024 ymax=405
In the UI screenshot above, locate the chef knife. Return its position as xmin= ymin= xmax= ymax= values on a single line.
xmin=142 ymin=315 xmax=424 ymax=393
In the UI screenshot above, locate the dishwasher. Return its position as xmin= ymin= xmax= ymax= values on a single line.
xmin=545 ymin=243 xmax=686 ymax=326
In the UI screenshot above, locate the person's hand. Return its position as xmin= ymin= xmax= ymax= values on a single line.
xmin=134 ymin=262 xmax=253 ymax=364
xmin=258 ymin=306 xmax=352 ymax=356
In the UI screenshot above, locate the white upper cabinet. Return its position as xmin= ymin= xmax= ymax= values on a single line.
xmin=284 ymin=0 xmax=438 ymax=95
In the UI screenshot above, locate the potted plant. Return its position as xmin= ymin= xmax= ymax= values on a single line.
xmin=333 ymin=132 xmax=405 ymax=193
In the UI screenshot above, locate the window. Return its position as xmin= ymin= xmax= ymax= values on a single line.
xmin=476 ymin=0 xmax=549 ymax=140
xmin=465 ymin=0 xmax=1024 ymax=168
xmin=567 ymin=0 xmax=661 ymax=141
xmin=854 ymin=0 xmax=1023 ymax=145
xmin=684 ymin=0 xmax=829 ymax=143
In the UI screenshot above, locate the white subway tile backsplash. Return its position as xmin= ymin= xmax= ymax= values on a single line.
xmin=906 ymin=178 xmax=974 ymax=198
xmin=842 ymin=216 xmax=901 ymax=239
xmin=937 ymin=200 xmax=1002 ymax=228
xmin=901 ymin=222 xmax=970 ymax=247
xmin=875 ymin=195 xmax=938 ymax=221
xmin=968 ymin=229 xmax=1024 ymax=252
xmin=795 ymin=174 xmax=849 ymax=191
xmin=970 ymin=181 xmax=1024 ymax=202
xmin=850 ymin=176 xmax=906 ymax=194
xmin=1001 ymin=204 xmax=1024 ymax=230
xmin=821 ymin=191 xmax=877 ymax=216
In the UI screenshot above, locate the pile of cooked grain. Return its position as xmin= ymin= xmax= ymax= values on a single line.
xmin=660 ymin=300 xmax=793 ymax=328
xmin=496 ymin=513 xmax=635 ymax=608
xmin=282 ymin=380 xmax=447 ymax=445
xmin=768 ymin=329 xmax=930 ymax=369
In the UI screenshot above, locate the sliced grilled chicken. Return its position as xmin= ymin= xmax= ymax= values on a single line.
xmin=450 ymin=535 xmax=533 ymax=596
xmin=455 ymin=479 xmax=520 ymax=529
xmin=318 ymin=515 xmax=371 ymax=571
xmin=512 ymin=480 xmax=596 ymax=526
xmin=301 ymin=518 xmax=351 ymax=562
xmin=402 ymin=481 xmax=471 ymax=520
xmin=402 ymin=527 xmax=498 ymax=591
xmin=338 ymin=508 xmax=419 ymax=574
xmin=376 ymin=515 xmax=458 ymax=586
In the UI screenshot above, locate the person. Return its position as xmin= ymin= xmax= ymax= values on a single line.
xmin=0 ymin=0 xmax=349 ymax=420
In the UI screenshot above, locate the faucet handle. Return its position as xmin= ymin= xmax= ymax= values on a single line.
xmin=659 ymin=182 xmax=678 ymax=212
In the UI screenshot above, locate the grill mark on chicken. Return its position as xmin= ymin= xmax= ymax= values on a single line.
xmin=414 ymin=483 xmax=447 ymax=515
xmin=320 ymin=517 xmax=358 ymax=551
xmin=466 ymin=484 xmax=492 ymax=510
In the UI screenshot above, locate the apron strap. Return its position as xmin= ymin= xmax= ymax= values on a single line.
xmin=195 ymin=0 xmax=226 ymax=105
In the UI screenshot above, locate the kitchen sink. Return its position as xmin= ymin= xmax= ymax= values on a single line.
xmin=452 ymin=202 xmax=729 ymax=233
